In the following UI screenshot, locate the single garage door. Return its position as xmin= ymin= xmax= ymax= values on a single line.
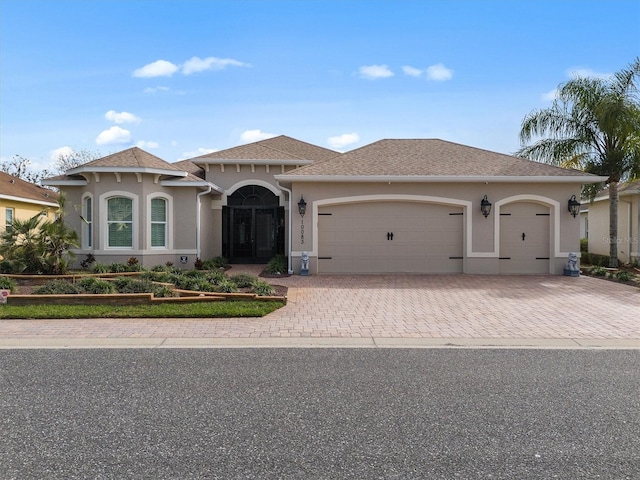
xmin=318 ymin=202 xmax=463 ymax=273
xmin=499 ymin=202 xmax=550 ymax=274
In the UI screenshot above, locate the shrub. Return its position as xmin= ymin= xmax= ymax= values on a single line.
xmin=264 ymin=255 xmax=288 ymax=275
xmin=112 ymin=277 xmax=155 ymax=294
xmin=215 ymin=278 xmax=238 ymax=293
xmin=580 ymin=238 xmax=588 ymax=253
xmin=230 ymin=273 xmax=258 ymax=288
xmin=202 ymin=256 xmax=228 ymax=269
xmin=153 ymin=285 xmax=178 ymax=298
xmin=194 ymin=258 xmax=205 ymax=270
xmin=0 ymin=260 xmax=25 ymax=274
xmin=91 ymin=263 xmax=110 ymax=274
xmin=590 ymin=266 xmax=607 ymax=277
xmin=581 ymin=253 xmax=609 ymax=267
xmin=250 ymin=279 xmax=275 ymax=296
xmin=76 ymin=277 xmax=116 ymax=294
xmin=0 ymin=276 xmax=17 ymax=293
xmin=109 ymin=263 xmax=129 ymax=273
xmin=80 ymin=254 xmax=96 ymax=269
xmin=33 ymin=280 xmax=80 ymax=295
xmin=614 ymin=270 xmax=632 ymax=282
xmin=205 ymin=270 xmax=227 ymax=285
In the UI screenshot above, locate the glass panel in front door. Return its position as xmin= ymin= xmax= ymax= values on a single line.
xmin=232 ymin=208 xmax=253 ymax=258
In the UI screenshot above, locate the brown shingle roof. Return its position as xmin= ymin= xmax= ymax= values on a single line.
xmin=0 ymin=171 xmax=59 ymax=205
xmin=76 ymin=147 xmax=183 ymax=171
xmin=190 ymin=135 xmax=338 ymax=162
xmin=173 ymin=159 xmax=205 ymax=179
xmin=283 ymin=139 xmax=597 ymax=178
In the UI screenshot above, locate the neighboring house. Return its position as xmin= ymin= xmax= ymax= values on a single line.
xmin=44 ymin=136 xmax=606 ymax=274
xmin=0 ymin=171 xmax=59 ymax=233
xmin=583 ymin=180 xmax=640 ymax=264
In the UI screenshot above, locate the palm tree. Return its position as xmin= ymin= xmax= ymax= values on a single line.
xmin=517 ymin=58 xmax=640 ymax=267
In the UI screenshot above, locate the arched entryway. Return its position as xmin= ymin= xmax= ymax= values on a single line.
xmin=222 ymin=185 xmax=284 ymax=263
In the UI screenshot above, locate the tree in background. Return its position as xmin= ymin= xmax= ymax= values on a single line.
xmin=0 ymin=149 xmax=100 ymax=185
xmin=517 ymin=58 xmax=640 ymax=267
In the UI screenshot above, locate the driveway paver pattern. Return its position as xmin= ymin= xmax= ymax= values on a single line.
xmin=1 ymin=271 xmax=639 ymax=342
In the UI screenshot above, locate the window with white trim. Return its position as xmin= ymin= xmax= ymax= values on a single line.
xmin=150 ymin=197 xmax=167 ymax=247
xmin=5 ymin=208 xmax=14 ymax=232
xmin=107 ymin=197 xmax=133 ymax=247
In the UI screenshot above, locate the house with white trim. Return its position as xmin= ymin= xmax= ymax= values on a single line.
xmin=0 ymin=171 xmax=59 ymax=233
xmin=44 ymin=136 xmax=606 ymax=274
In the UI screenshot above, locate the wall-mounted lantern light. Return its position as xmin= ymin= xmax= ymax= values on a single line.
xmin=568 ymin=195 xmax=580 ymax=218
xmin=298 ymin=196 xmax=307 ymax=218
xmin=480 ymin=195 xmax=492 ymax=218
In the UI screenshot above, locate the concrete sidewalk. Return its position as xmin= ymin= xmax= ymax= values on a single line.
xmin=1 ymin=270 xmax=639 ymax=349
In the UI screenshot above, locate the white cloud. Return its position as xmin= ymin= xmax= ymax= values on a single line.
xmin=96 ymin=126 xmax=131 ymax=145
xmin=359 ymin=64 xmax=394 ymax=79
xmin=567 ymin=67 xmax=612 ymax=80
xmin=426 ymin=63 xmax=453 ymax=81
xmin=105 ymin=110 xmax=141 ymax=124
xmin=133 ymin=60 xmax=179 ymax=78
xmin=179 ymin=147 xmax=217 ymax=159
xmin=542 ymin=88 xmax=558 ymax=101
xmin=240 ymin=129 xmax=277 ymax=143
xmin=136 ymin=140 xmax=159 ymax=149
xmin=402 ymin=65 xmax=423 ymax=77
xmin=327 ymin=133 xmax=360 ymax=149
xmin=50 ymin=146 xmax=75 ymax=161
xmin=144 ymin=86 xmax=170 ymax=94
xmin=181 ymin=56 xmax=250 ymax=75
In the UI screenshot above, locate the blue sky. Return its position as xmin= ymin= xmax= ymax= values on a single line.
xmin=1 ymin=0 xmax=639 ymax=174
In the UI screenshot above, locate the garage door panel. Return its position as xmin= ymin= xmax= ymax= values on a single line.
xmin=499 ymin=202 xmax=550 ymax=274
xmin=318 ymin=202 xmax=463 ymax=274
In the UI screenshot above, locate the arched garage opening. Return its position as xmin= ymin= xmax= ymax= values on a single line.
xmin=316 ymin=197 xmax=466 ymax=274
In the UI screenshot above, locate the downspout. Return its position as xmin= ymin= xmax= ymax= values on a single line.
xmin=196 ymin=186 xmax=213 ymax=260
xmin=276 ymin=181 xmax=294 ymax=274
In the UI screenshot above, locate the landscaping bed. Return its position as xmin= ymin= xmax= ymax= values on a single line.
xmin=579 ymin=264 xmax=640 ymax=288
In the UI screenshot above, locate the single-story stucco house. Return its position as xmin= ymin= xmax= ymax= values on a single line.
xmin=43 ymin=136 xmax=606 ymax=275
xmin=582 ymin=180 xmax=640 ymax=264
xmin=1 ymin=171 xmax=59 ymax=231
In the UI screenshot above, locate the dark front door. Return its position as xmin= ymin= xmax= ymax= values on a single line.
xmin=223 ymin=186 xmax=284 ymax=264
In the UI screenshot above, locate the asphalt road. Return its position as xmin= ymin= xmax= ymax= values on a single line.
xmin=1 ymin=349 xmax=639 ymax=479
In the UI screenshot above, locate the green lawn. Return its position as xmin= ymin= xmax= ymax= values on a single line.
xmin=0 ymin=301 xmax=284 ymax=319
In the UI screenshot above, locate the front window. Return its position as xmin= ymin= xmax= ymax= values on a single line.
xmin=107 ymin=197 xmax=133 ymax=247
xmin=5 ymin=208 xmax=14 ymax=233
xmin=150 ymin=198 xmax=167 ymax=247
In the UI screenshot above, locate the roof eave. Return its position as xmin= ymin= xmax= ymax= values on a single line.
xmin=273 ymin=175 xmax=608 ymax=184
xmin=0 ymin=194 xmax=59 ymax=207
xmin=159 ymin=180 xmax=224 ymax=193
xmin=41 ymin=179 xmax=88 ymax=187
xmin=193 ymin=159 xmax=313 ymax=166
xmin=66 ymin=166 xmax=188 ymax=177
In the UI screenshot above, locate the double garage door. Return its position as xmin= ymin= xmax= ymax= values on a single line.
xmin=318 ymin=202 xmax=463 ymax=274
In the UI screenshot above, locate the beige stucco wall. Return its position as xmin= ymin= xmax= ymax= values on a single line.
xmin=285 ymin=181 xmax=583 ymax=275
xmin=588 ymin=195 xmax=640 ymax=264
xmin=59 ymin=173 xmax=214 ymax=269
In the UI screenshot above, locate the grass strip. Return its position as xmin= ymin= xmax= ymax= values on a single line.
xmin=0 ymin=301 xmax=284 ymax=319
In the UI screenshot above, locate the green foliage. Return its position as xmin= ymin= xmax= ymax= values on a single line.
xmin=580 ymin=238 xmax=588 ymax=253
xmin=0 ymin=276 xmax=18 ymax=293
xmin=581 ymin=253 xmax=610 ymax=267
xmin=589 ymin=266 xmax=607 ymax=277
xmin=0 ymin=301 xmax=284 ymax=319
xmin=202 ymin=256 xmax=228 ymax=269
xmin=215 ymin=278 xmax=239 ymax=293
xmin=33 ymin=280 xmax=80 ymax=295
xmin=614 ymin=270 xmax=632 ymax=282
xmin=194 ymin=257 xmax=205 ymax=270
xmin=112 ymin=277 xmax=155 ymax=293
xmin=109 ymin=263 xmax=129 ymax=273
xmin=265 ymin=255 xmax=288 ymax=275
xmin=250 ymin=279 xmax=275 ymax=296
xmin=91 ymin=263 xmax=109 ymax=274
xmin=230 ymin=273 xmax=258 ymax=288
xmin=75 ymin=277 xmax=116 ymax=294
xmin=80 ymin=254 xmax=96 ymax=269
xmin=126 ymin=257 xmax=142 ymax=271
xmin=0 ymin=259 xmax=26 ymax=274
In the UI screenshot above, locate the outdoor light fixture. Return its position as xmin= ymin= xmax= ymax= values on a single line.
xmin=480 ymin=195 xmax=492 ymax=218
xmin=298 ymin=196 xmax=307 ymax=218
xmin=568 ymin=195 xmax=580 ymax=218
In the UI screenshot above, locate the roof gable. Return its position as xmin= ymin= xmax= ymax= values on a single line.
xmin=190 ymin=135 xmax=338 ymax=163
xmin=71 ymin=147 xmax=183 ymax=172
xmin=282 ymin=139 xmax=599 ymax=179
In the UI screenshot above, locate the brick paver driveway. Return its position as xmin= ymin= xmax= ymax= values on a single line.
xmin=1 ymin=272 xmax=639 ymax=346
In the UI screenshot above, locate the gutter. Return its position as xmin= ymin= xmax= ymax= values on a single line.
xmin=276 ymin=181 xmax=294 ymax=274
